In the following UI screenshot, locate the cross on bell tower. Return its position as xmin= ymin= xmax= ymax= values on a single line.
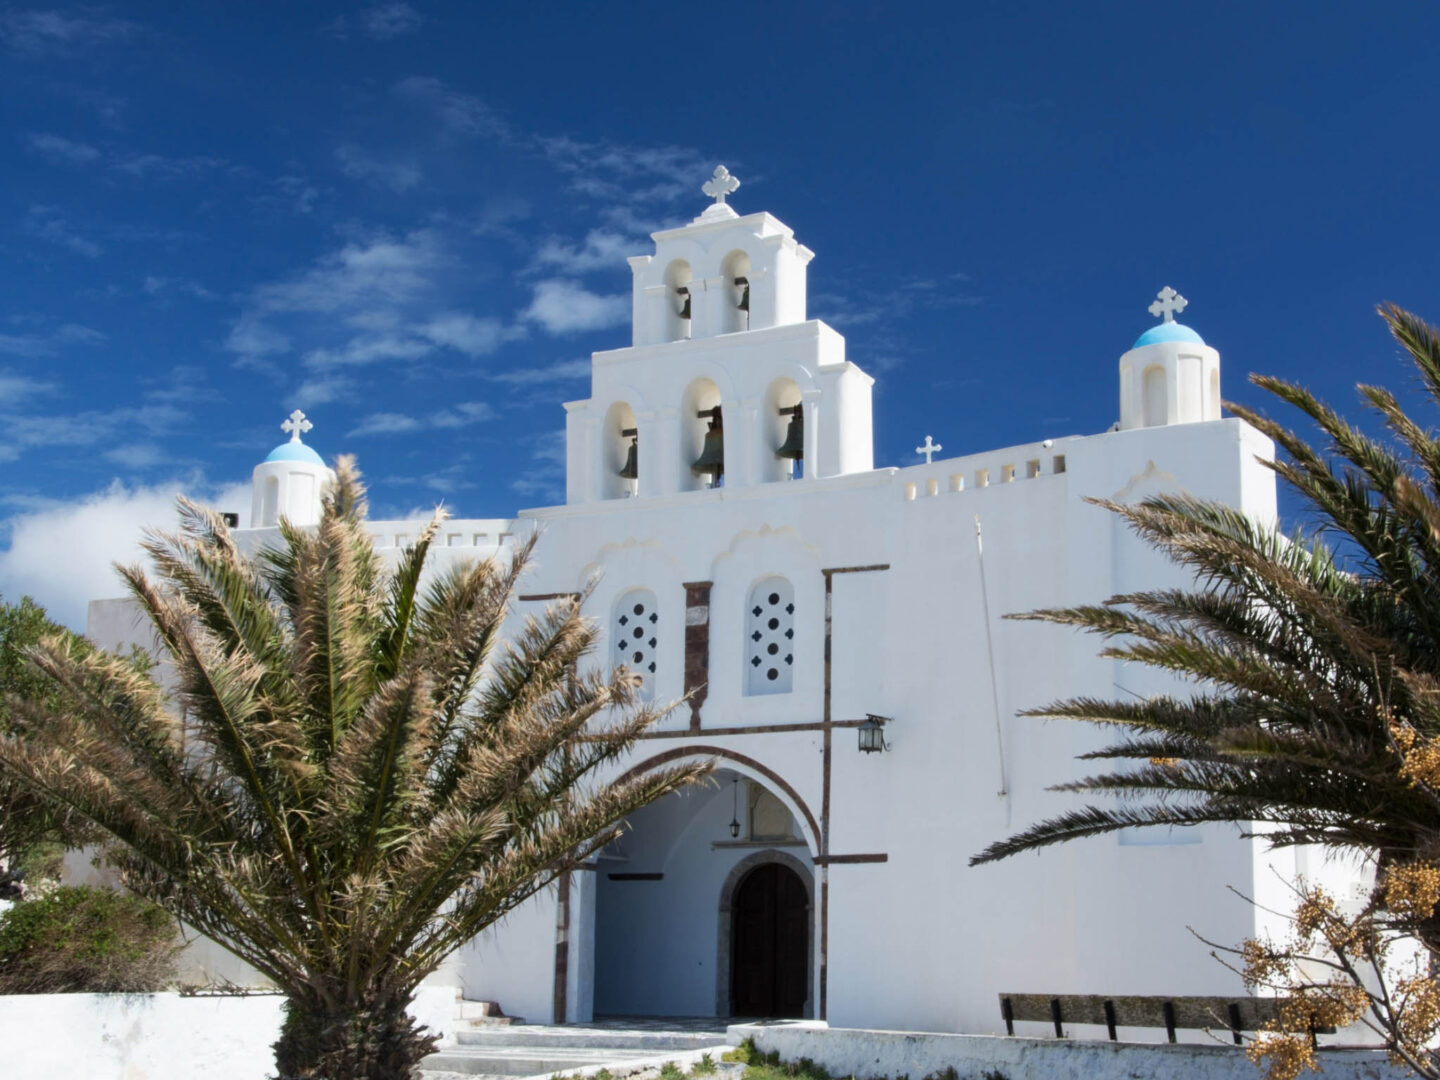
xmin=281 ymin=409 xmax=313 ymax=442
xmin=702 ymin=165 xmax=740 ymax=205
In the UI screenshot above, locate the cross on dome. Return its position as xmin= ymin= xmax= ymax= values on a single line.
xmin=916 ymin=435 xmax=942 ymax=464
xmin=281 ymin=409 xmax=313 ymax=443
xmin=1148 ymin=286 xmax=1188 ymax=324
xmin=702 ymin=165 xmax=740 ymax=205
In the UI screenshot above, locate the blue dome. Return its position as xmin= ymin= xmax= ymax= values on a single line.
xmin=1134 ymin=322 xmax=1206 ymax=348
xmin=265 ymin=441 xmax=326 ymax=466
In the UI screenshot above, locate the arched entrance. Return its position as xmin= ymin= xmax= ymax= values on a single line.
xmin=731 ymin=862 xmax=809 ymax=1017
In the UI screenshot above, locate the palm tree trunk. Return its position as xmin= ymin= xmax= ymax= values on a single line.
xmin=272 ymin=992 xmax=437 ymax=1080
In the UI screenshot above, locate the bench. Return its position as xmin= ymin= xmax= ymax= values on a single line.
xmin=998 ymin=993 xmax=1333 ymax=1045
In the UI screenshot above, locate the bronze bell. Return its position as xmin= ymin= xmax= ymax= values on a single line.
xmin=691 ymin=408 xmax=725 ymax=483
xmin=618 ymin=428 xmax=638 ymax=480
xmin=734 ymin=275 xmax=750 ymax=313
xmin=675 ymin=285 xmax=691 ymax=321
xmin=776 ymin=405 xmax=804 ymax=460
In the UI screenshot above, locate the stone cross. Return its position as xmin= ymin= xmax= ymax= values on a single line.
xmin=281 ymin=409 xmax=312 ymax=443
xmin=916 ymin=435 xmax=942 ymax=464
xmin=702 ymin=165 xmax=740 ymax=205
xmin=1148 ymin=286 xmax=1188 ymax=323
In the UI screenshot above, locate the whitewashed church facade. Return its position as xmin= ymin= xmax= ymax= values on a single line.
xmin=89 ymin=168 xmax=1334 ymax=1037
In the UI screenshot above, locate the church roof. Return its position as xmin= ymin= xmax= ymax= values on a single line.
xmin=265 ymin=440 xmax=325 ymax=466
xmin=1133 ymin=322 xmax=1206 ymax=348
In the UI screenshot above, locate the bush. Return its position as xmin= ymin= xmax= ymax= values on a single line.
xmin=0 ymin=885 xmax=178 ymax=992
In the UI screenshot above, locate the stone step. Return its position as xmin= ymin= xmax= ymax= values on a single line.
xmin=453 ymin=1027 xmax=729 ymax=1051
xmin=421 ymin=1046 xmax=668 ymax=1076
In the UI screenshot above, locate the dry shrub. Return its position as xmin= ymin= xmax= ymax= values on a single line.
xmin=0 ymin=885 xmax=178 ymax=993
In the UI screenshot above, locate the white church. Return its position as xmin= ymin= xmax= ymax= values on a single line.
xmin=89 ymin=167 xmax=1335 ymax=1037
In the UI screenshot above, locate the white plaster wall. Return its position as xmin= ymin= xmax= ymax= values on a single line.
xmin=735 ymin=1022 xmax=1409 ymax=1080
xmin=458 ymin=886 xmax=561 ymax=1024
xmin=0 ymin=988 xmax=455 ymax=1080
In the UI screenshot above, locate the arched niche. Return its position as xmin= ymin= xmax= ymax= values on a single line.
xmin=1142 ymin=364 xmax=1167 ymax=428
xmin=602 ymin=400 xmax=638 ymax=499
xmin=1207 ymin=366 xmax=1221 ymax=421
xmin=664 ymin=259 xmax=693 ymax=342
xmin=720 ymin=249 xmax=752 ymax=335
xmin=261 ymin=476 xmax=279 ymax=526
xmin=763 ymin=377 xmax=803 ymax=481
xmin=681 ymin=377 xmax=723 ymax=490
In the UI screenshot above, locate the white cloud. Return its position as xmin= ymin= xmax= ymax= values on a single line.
xmin=486 ymin=358 xmax=591 ymax=386
xmin=420 ymin=313 xmax=514 ymax=356
xmin=360 ymin=2 xmax=424 ymax=38
xmin=0 ymin=9 xmax=136 ymax=54
xmin=0 ymin=370 xmax=53 ymax=403
xmin=27 ymin=132 xmax=100 ymax=164
xmin=0 ymin=478 xmax=251 ymax=631
xmin=349 ymin=401 xmax=493 ymax=438
xmin=22 ymin=205 xmax=101 ymax=257
xmin=0 ymin=322 xmax=105 ymax=358
xmin=521 ymin=279 xmax=628 ymax=335
xmin=532 ymin=229 xmax=634 ymax=275
xmin=336 ymin=145 xmax=422 ymax=192
xmin=290 ymin=374 xmax=357 ymax=409
xmin=391 ymin=76 xmax=505 ymax=138
xmin=103 ymin=443 xmax=166 ymax=468
xmin=348 ymin=412 xmax=422 ymax=437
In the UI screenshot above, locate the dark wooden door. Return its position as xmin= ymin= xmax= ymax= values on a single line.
xmin=731 ymin=863 xmax=808 ymax=1017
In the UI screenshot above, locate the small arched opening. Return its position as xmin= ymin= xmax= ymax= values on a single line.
xmin=745 ymin=577 xmax=795 ymax=695
xmin=664 ymin=260 xmax=693 ymax=342
xmin=611 ymin=587 xmax=659 ymax=699
xmin=681 ymin=377 xmax=724 ymax=490
xmin=763 ymin=377 xmax=803 ymax=481
xmin=602 ymin=400 xmax=638 ymax=499
xmin=1142 ymin=364 xmax=1167 ymax=428
xmin=1208 ymin=367 xmax=1221 ymax=421
xmin=721 ymin=250 xmax=752 ymax=335
xmin=262 ymin=475 xmax=280 ymax=526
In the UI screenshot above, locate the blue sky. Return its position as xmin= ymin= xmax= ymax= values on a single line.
xmin=3 ymin=2 xmax=1439 ymax=626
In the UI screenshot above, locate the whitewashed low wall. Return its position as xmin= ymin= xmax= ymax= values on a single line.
xmin=730 ymin=1021 xmax=1411 ymax=1080
xmin=0 ymin=987 xmax=456 ymax=1080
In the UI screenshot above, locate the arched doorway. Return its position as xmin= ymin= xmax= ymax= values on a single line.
xmin=731 ymin=862 xmax=809 ymax=1017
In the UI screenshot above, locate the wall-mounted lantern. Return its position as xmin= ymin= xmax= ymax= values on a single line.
xmin=728 ymin=775 xmax=742 ymax=838
xmin=859 ymin=714 xmax=892 ymax=754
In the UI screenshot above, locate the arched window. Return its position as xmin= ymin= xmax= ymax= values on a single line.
xmin=664 ymin=260 xmax=692 ymax=342
xmin=613 ymin=589 xmax=659 ymax=699
xmin=721 ymin=250 xmax=751 ymax=335
xmin=745 ymin=578 xmax=794 ymax=695
xmin=1208 ymin=368 xmax=1221 ymax=421
xmin=1142 ymin=365 xmax=1167 ymax=428
xmin=262 ymin=476 xmax=279 ymax=526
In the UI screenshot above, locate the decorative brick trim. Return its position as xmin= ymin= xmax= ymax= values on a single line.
xmin=682 ymin=581 xmax=712 ymax=730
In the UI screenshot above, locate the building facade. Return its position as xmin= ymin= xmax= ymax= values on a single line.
xmin=88 ymin=169 xmax=1332 ymax=1037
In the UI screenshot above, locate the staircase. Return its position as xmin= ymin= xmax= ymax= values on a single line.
xmin=421 ymin=1015 xmax=732 ymax=1078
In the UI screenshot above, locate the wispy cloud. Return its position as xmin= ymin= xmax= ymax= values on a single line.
xmin=103 ymin=442 xmax=166 ymax=468
xmin=22 ymin=205 xmax=101 ymax=257
xmin=0 ymin=321 xmax=104 ymax=358
xmin=0 ymin=370 xmax=54 ymax=403
xmin=0 ymin=8 xmax=136 ymax=54
xmin=348 ymin=401 xmax=492 ymax=438
xmin=485 ymin=358 xmax=591 ymax=386
xmin=360 ymin=2 xmax=424 ymax=38
xmin=391 ymin=76 xmax=506 ymax=139
xmin=521 ymin=279 xmax=628 ymax=334
xmin=336 ymin=144 xmax=422 ymax=192
xmin=531 ymin=229 xmax=634 ymax=275
xmin=26 ymin=131 xmax=100 ymax=163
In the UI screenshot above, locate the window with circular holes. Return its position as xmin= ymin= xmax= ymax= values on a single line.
xmin=745 ymin=577 xmax=795 ymax=695
xmin=612 ymin=589 xmax=659 ymax=699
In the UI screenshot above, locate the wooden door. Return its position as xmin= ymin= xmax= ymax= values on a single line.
xmin=731 ymin=863 xmax=808 ymax=1017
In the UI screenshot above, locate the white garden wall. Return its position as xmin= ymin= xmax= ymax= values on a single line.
xmin=733 ymin=1021 xmax=1409 ymax=1080
xmin=0 ymin=988 xmax=456 ymax=1080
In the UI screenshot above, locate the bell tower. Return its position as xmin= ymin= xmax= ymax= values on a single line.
xmin=561 ymin=167 xmax=875 ymax=505
xmin=1118 ymin=287 xmax=1222 ymax=430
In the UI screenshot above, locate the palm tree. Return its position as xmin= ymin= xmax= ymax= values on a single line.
xmin=0 ymin=459 xmax=708 ymax=1080
xmin=971 ymin=305 xmax=1440 ymax=947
